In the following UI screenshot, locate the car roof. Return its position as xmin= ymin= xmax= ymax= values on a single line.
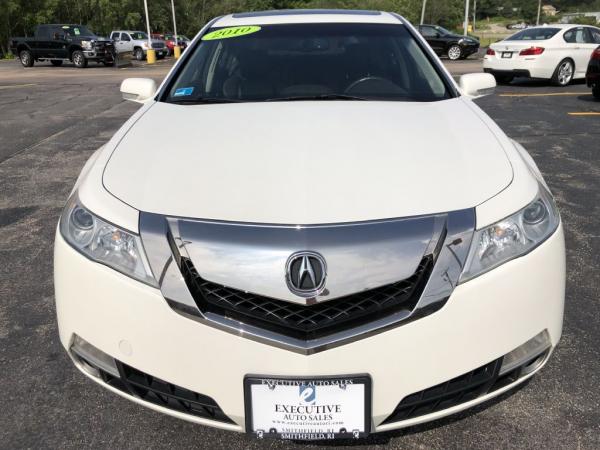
xmin=521 ymin=24 xmax=598 ymax=30
xmin=213 ymin=9 xmax=402 ymax=27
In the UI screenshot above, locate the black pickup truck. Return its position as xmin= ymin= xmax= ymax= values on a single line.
xmin=10 ymin=24 xmax=115 ymax=68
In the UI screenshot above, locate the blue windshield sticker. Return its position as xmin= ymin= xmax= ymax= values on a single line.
xmin=174 ymin=87 xmax=194 ymax=97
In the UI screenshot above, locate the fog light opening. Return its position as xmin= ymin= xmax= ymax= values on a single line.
xmin=499 ymin=330 xmax=551 ymax=376
xmin=520 ymin=350 xmax=548 ymax=376
xmin=70 ymin=335 xmax=120 ymax=378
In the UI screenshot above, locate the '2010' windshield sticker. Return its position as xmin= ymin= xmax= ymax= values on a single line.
xmin=174 ymin=87 xmax=194 ymax=97
xmin=201 ymin=26 xmax=261 ymax=41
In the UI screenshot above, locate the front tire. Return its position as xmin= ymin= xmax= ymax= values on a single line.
xmin=103 ymin=61 xmax=114 ymax=67
xmin=72 ymin=50 xmax=88 ymax=68
xmin=551 ymin=59 xmax=574 ymax=87
xmin=593 ymin=86 xmax=600 ymax=99
xmin=19 ymin=50 xmax=34 ymax=67
xmin=50 ymin=60 xmax=63 ymax=67
xmin=134 ymin=48 xmax=144 ymax=61
xmin=447 ymin=44 xmax=462 ymax=61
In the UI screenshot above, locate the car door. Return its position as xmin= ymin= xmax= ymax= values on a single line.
xmin=50 ymin=26 xmax=69 ymax=59
xmin=563 ymin=27 xmax=592 ymax=76
xmin=419 ymin=26 xmax=444 ymax=55
xmin=33 ymin=25 xmax=52 ymax=58
xmin=110 ymin=31 xmax=120 ymax=52
xmin=583 ymin=27 xmax=600 ymax=65
xmin=120 ymin=33 xmax=133 ymax=53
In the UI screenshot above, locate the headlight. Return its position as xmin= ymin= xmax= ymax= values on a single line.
xmin=461 ymin=184 xmax=559 ymax=282
xmin=59 ymin=195 xmax=157 ymax=287
xmin=81 ymin=40 xmax=93 ymax=50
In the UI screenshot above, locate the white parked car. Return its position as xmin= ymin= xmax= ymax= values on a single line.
xmin=55 ymin=10 xmax=565 ymax=441
xmin=484 ymin=24 xmax=600 ymax=85
xmin=110 ymin=30 xmax=168 ymax=60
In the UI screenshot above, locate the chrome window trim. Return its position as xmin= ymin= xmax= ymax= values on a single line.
xmin=140 ymin=209 xmax=475 ymax=354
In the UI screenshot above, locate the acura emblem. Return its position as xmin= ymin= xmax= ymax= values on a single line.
xmin=285 ymin=251 xmax=327 ymax=298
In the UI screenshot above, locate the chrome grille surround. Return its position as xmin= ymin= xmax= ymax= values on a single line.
xmin=140 ymin=210 xmax=475 ymax=354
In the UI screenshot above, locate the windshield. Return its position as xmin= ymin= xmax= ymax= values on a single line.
xmin=131 ymin=32 xmax=148 ymax=40
xmin=62 ymin=25 xmax=96 ymax=38
xmin=506 ymin=28 xmax=560 ymax=40
xmin=434 ymin=26 xmax=453 ymax=35
xmin=163 ymin=23 xmax=451 ymax=104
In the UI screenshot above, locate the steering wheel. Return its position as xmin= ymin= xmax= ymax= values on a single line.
xmin=345 ymin=76 xmax=407 ymax=96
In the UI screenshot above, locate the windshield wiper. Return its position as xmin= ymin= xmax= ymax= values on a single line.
xmin=265 ymin=94 xmax=367 ymax=102
xmin=168 ymin=97 xmax=246 ymax=104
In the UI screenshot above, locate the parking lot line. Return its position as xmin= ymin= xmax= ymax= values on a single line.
xmin=567 ymin=112 xmax=600 ymax=116
xmin=0 ymin=83 xmax=37 ymax=90
xmin=499 ymin=92 xmax=581 ymax=97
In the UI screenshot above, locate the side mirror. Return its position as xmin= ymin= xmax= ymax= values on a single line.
xmin=120 ymin=78 xmax=157 ymax=103
xmin=458 ymin=73 xmax=496 ymax=98
xmin=113 ymin=36 xmax=120 ymax=42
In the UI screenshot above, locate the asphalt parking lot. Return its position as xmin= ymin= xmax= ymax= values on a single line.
xmin=0 ymin=56 xmax=599 ymax=449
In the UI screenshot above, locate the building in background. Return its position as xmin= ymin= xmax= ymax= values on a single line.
xmin=542 ymin=5 xmax=558 ymax=17
xmin=560 ymin=11 xmax=600 ymax=23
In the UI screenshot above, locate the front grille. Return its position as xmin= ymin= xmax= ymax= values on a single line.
xmin=152 ymin=42 xmax=164 ymax=49
xmin=80 ymin=355 xmax=234 ymax=424
xmin=181 ymin=255 xmax=433 ymax=341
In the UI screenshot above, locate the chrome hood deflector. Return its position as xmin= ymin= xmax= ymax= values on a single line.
xmin=140 ymin=209 xmax=475 ymax=354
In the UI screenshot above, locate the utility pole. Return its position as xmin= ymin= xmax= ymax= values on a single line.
xmin=463 ymin=0 xmax=470 ymax=36
xmin=143 ymin=0 xmax=156 ymax=64
xmin=473 ymin=0 xmax=477 ymax=31
xmin=420 ymin=0 xmax=427 ymax=25
xmin=536 ymin=0 xmax=542 ymax=25
xmin=170 ymin=0 xmax=181 ymax=59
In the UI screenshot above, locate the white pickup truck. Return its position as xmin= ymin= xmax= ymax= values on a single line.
xmin=109 ymin=30 xmax=168 ymax=60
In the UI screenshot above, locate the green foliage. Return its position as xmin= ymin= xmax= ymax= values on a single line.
xmin=571 ymin=15 xmax=598 ymax=24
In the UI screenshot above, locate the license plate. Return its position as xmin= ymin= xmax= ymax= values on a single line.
xmin=245 ymin=375 xmax=371 ymax=440
xmin=502 ymin=52 xmax=513 ymax=58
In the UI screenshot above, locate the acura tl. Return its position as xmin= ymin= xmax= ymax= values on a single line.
xmin=54 ymin=9 xmax=565 ymax=441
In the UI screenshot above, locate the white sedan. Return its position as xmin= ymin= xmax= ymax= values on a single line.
xmin=484 ymin=24 xmax=600 ymax=85
xmin=55 ymin=10 xmax=565 ymax=441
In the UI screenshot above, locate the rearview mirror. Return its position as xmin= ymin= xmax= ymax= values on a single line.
xmin=120 ymin=78 xmax=157 ymax=103
xmin=458 ymin=73 xmax=496 ymax=99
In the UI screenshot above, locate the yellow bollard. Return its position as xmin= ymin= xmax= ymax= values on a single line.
xmin=146 ymin=49 xmax=156 ymax=64
xmin=174 ymin=46 xmax=181 ymax=59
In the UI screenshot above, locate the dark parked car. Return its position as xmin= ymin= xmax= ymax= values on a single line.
xmin=418 ymin=24 xmax=480 ymax=60
xmin=586 ymin=46 xmax=600 ymax=98
xmin=10 ymin=24 xmax=115 ymax=68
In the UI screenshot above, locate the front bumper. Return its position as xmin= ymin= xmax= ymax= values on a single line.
xmin=145 ymin=48 xmax=168 ymax=57
xmin=83 ymin=48 xmax=115 ymax=62
xmin=461 ymin=43 xmax=480 ymax=57
xmin=54 ymin=223 xmax=565 ymax=433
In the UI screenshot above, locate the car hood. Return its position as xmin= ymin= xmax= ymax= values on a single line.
xmin=103 ymin=99 xmax=513 ymax=224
